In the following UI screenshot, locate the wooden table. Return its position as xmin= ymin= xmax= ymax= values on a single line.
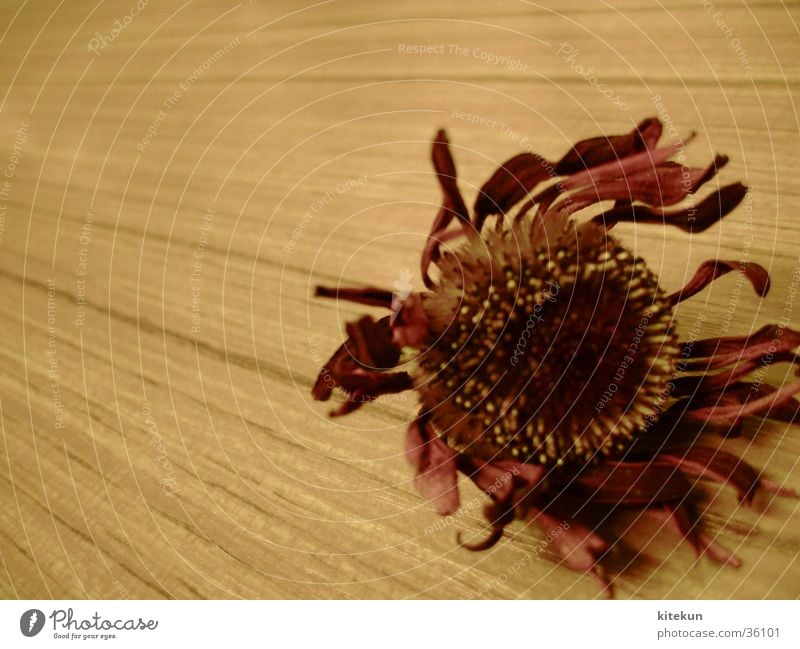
xmin=0 ymin=0 xmax=798 ymax=599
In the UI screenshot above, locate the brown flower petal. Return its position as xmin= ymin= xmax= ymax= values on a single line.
xmin=661 ymin=504 xmax=740 ymax=566
xmin=683 ymin=324 xmax=800 ymax=368
xmin=345 ymin=315 xmax=401 ymax=368
xmin=432 ymin=129 xmax=470 ymax=224
xmin=659 ymin=446 xmax=763 ymax=504
xmin=576 ymin=460 xmax=692 ymax=506
xmin=683 ymin=378 xmax=800 ymax=425
xmin=561 ymin=138 xmax=689 ymax=192
xmin=529 ymin=507 xmax=612 ymax=596
xmin=593 ymin=182 xmax=748 ymax=232
xmin=423 ymin=131 xmax=473 ymax=288
xmin=567 ymin=157 xmax=730 ymax=210
xmin=671 ymin=354 xmax=791 ymax=397
xmin=458 ymin=501 xmax=516 ymax=551
xmin=312 ymin=315 xmax=408 ymax=405
xmin=473 ymin=152 xmax=551 ymax=231
xmin=555 ymin=117 xmax=663 ymax=175
xmin=668 ymin=260 xmax=770 ymax=304
xmin=315 ymin=285 xmax=394 ymax=309
xmin=405 ymin=418 xmax=460 ymax=516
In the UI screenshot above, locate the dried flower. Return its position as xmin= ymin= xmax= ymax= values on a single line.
xmin=311 ymin=118 xmax=798 ymax=595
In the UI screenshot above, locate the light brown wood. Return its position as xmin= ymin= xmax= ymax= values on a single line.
xmin=0 ymin=0 xmax=798 ymax=599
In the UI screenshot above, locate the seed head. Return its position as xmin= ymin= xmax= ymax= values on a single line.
xmin=415 ymin=222 xmax=679 ymax=466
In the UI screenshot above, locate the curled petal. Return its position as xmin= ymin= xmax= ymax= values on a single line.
xmin=458 ymin=501 xmax=516 ymax=551
xmin=555 ymin=117 xmax=662 ymax=175
xmin=422 ymin=131 xmax=472 ymax=288
xmin=576 ymin=460 xmax=692 ymax=506
xmin=593 ymin=182 xmax=748 ymax=232
xmin=454 ymin=458 xmax=545 ymax=550
xmin=421 ymin=226 xmax=470 ymax=289
xmin=473 ymin=152 xmax=551 ymax=231
xmin=405 ymin=419 xmax=460 ymax=516
xmin=345 ymin=315 xmax=401 ymax=368
xmin=458 ymin=523 xmax=504 ymax=552
xmin=312 ymin=315 xmax=405 ymax=402
xmin=432 ymin=130 xmax=470 ymax=224
xmin=668 ymin=260 xmax=770 ymax=304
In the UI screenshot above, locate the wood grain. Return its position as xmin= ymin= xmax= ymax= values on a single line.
xmin=0 ymin=0 xmax=799 ymax=599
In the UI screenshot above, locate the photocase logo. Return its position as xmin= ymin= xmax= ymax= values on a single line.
xmin=20 ymin=609 xmax=45 ymax=637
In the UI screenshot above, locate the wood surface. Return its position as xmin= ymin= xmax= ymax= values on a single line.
xmin=0 ymin=0 xmax=798 ymax=599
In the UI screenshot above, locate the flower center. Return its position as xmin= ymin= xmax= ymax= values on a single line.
xmin=414 ymin=224 xmax=678 ymax=466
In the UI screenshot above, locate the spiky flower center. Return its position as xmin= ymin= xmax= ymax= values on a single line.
xmin=414 ymin=224 xmax=679 ymax=466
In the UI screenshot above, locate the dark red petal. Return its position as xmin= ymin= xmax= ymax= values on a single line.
xmin=683 ymin=378 xmax=800 ymax=424
xmin=593 ymin=182 xmax=748 ymax=233
xmin=453 ymin=458 xmax=546 ymax=551
xmin=661 ymin=504 xmax=740 ymax=566
xmin=458 ymin=501 xmax=516 ymax=551
xmin=315 ymin=364 xmax=411 ymax=411
xmin=458 ymin=521 xmax=505 ymax=551
xmin=561 ymin=138 xmax=688 ymax=191
xmin=555 ymin=117 xmax=662 ymax=175
xmin=624 ymin=415 xmax=710 ymax=454
xmin=514 ymin=184 xmax=559 ymax=223
xmin=528 ymin=508 xmax=612 ymax=596
xmin=672 ymin=358 xmax=760 ymax=396
xmin=457 ymin=456 xmax=545 ymax=505
xmin=345 ymin=315 xmax=401 ymax=368
xmin=576 ymin=460 xmax=692 ymax=506
xmin=690 ymin=154 xmax=730 ymax=191
xmin=668 ymin=260 xmax=770 ymax=304
xmin=566 ymin=158 xmax=728 ymax=210
xmin=420 ymin=225 xmax=469 ymax=288
xmin=658 ymin=446 xmax=763 ymax=504
xmin=473 ymin=152 xmax=551 ymax=231
xmin=725 ymin=383 xmax=800 ymax=424
xmin=498 ymin=461 xmax=545 ymax=490
xmin=422 ymin=131 xmax=472 ymax=288
xmin=671 ymin=350 xmax=799 ymax=397
xmin=432 ymin=130 xmax=469 ymax=224
xmin=682 ymin=324 xmax=800 ymax=368
xmin=328 ymin=373 xmax=413 ymax=417
xmin=405 ymin=419 xmax=460 ymax=516
xmin=457 ymin=457 xmax=517 ymax=503
xmin=315 ymin=285 xmax=394 ymax=309
xmin=312 ymin=315 xmax=406 ymax=403
xmin=312 ymin=341 xmax=349 ymax=401
xmin=677 ymin=381 xmax=800 ymax=426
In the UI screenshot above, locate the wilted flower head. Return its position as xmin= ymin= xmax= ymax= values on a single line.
xmin=311 ymin=118 xmax=798 ymax=595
